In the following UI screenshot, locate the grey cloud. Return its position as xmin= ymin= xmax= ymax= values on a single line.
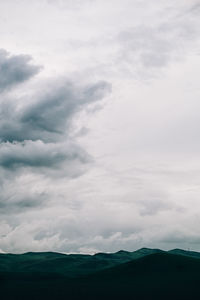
xmin=0 ymin=49 xmax=40 ymax=92
xmin=0 ymin=140 xmax=90 ymax=170
xmin=0 ymin=49 xmax=111 ymax=219
xmin=188 ymin=1 xmax=200 ymax=14
xmin=47 ymin=0 xmax=94 ymax=9
xmin=0 ymin=50 xmax=110 ymax=223
xmin=116 ymin=12 xmax=199 ymax=78
xmin=0 ymin=80 xmax=110 ymax=143
xmin=0 ymin=195 xmax=47 ymax=214
xmin=1 ymin=1 xmax=200 ymax=253
xmin=118 ymin=26 xmax=173 ymax=69
xmin=0 ymin=49 xmax=110 ymax=173
xmin=159 ymin=230 xmax=200 ymax=247
xmin=138 ymin=198 xmax=172 ymax=216
xmin=0 ymin=183 xmax=49 ymax=215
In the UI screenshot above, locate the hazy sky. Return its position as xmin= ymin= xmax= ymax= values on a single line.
xmin=1 ymin=0 xmax=200 ymax=254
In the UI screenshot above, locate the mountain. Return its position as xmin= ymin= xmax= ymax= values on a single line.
xmin=0 ymin=248 xmax=163 ymax=278
xmin=85 ymin=252 xmax=200 ymax=299
xmin=169 ymin=248 xmax=200 ymax=259
xmin=1 ymin=248 xmax=200 ymax=299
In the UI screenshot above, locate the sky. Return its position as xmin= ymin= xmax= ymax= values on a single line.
xmin=1 ymin=0 xmax=200 ymax=254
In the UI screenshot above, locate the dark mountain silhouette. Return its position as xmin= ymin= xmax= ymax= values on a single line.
xmin=1 ymin=248 xmax=200 ymax=299
xmin=169 ymin=248 xmax=200 ymax=259
xmin=0 ymin=248 xmax=163 ymax=277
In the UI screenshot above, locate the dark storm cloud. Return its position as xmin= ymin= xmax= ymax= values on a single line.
xmin=0 ymin=49 xmax=111 ymax=172
xmin=0 ymin=140 xmax=90 ymax=169
xmin=0 ymin=193 xmax=47 ymax=214
xmin=0 ymin=80 xmax=110 ymax=143
xmin=0 ymin=49 xmax=40 ymax=92
xmin=0 ymin=49 xmax=111 ymax=217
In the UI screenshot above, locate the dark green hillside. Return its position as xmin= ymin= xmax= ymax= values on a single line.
xmin=0 ymin=248 xmax=163 ymax=277
xmin=1 ymin=249 xmax=200 ymax=299
xmin=90 ymin=251 xmax=200 ymax=278
xmin=84 ymin=252 xmax=200 ymax=299
xmin=169 ymin=248 xmax=200 ymax=259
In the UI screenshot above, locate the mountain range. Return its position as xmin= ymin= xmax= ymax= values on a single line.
xmin=1 ymin=247 xmax=200 ymax=299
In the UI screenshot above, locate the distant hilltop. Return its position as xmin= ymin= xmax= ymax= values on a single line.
xmin=1 ymin=247 xmax=200 ymax=299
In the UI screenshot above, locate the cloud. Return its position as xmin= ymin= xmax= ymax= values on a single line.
xmin=0 ymin=193 xmax=47 ymax=214
xmin=117 ymin=24 xmax=190 ymax=79
xmin=0 ymin=80 xmax=110 ymax=143
xmin=20 ymin=80 xmax=110 ymax=142
xmin=0 ymin=48 xmax=111 ymax=219
xmin=0 ymin=49 xmax=111 ymax=174
xmin=111 ymin=1 xmax=200 ymax=80
xmin=0 ymin=171 xmax=50 ymax=215
xmin=47 ymin=0 xmax=94 ymax=9
xmin=187 ymin=1 xmax=200 ymax=14
xmin=0 ymin=80 xmax=110 ymax=172
xmin=0 ymin=49 xmax=40 ymax=92
xmin=0 ymin=140 xmax=90 ymax=170
xmin=1 ymin=1 xmax=200 ymax=254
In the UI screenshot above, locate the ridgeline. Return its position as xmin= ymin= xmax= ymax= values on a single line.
xmin=1 ymin=248 xmax=200 ymax=299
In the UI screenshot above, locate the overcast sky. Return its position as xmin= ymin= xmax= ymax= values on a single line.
xmin=1 ymin=0 xmax=200 ymax=254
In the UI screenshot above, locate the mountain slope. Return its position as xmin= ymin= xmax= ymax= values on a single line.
xmin=0 ymin=248 xmax=163 ymax=277
xmin=1 ymin=249 xmax=200 ymax=299
xmin=1 ymin=251 xmax=200 ymax=300
xmin=169 ymin=248 xmax=200 ymax=259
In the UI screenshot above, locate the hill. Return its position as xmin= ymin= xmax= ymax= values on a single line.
xmin=1 ymin=248 xmax=200 ymax=299
xmin=0 ymin=247 xmax=163 ymax=277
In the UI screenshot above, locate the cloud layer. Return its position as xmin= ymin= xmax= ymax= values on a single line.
xmin=1 ymin=0 xmax=200 ymax=254
xmin=0 ymin=49 xmax=40 ymax=92
xmin=0 ymin=51 xmax=110 ymax=172
xmin=0 ymin=48 xmax=110 ymax=225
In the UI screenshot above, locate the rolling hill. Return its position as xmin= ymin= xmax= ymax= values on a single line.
xmin=1 ymin=248 xmax=200 ymax=299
